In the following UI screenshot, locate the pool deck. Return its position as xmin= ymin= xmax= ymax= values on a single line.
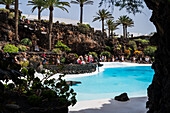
xmin=69 ymin=97 xmax=148 ymax=113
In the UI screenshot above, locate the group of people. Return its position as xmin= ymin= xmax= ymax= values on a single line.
xmin=77 ymin=55 xmax=94 ymax=64
xmin=99 ymin=55 xmax=151 ymax=64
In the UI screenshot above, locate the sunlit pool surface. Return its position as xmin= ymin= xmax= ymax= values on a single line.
xmin=68 ymin=66 xmax=154 ymax=101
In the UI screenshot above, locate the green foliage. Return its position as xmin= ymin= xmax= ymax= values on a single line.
xmin=128 ymin=40 xmax=137 ymax=50
xmin=143 ymin=46 xmax=157 ymax=57
xmin=60 ymin=57 xmax=66 ymax=63
xmin=52 ymin=48 xmax=62 ymax=54
xmin=55 ymin=41 xmax=71 ymax=52
xmin=3 ymin=44 xmax=19 ymax=53
xmin=28 ymin=94 xmax=42 ymax=106
xmin=74 ymin=53 xmax=79 ymax=58
xmin=0 ymin=8 xmax=9 ymax=13
xmin=77 ymin=23 xmax=90 ymax=34
xmin=21 ymin=38 xmax=32 ymax=46
xmin=21 ymin=67 xmax=28 ymax=76
xmin=100 ymin=51 xmax=111 ymax=58
xmin=8 ymin=12 xmax=14 ymax=19
xmin=99 ymin=0 xmax=144 ymax=14
xmin=134 ymin=39 xmax=149 ymax=45
xmin=20 ymin=60 xmax=29 ymax=67
xmin=105 ymin=46 xmax=111 ymax=51
xmin=17 ymin=45 xmax=27 ymax=52
xmin=88 ymin=52 xmax=98 ymax=58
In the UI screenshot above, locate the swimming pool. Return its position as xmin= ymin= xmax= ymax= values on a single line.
xmin=67 ymin=65 xmax=154 ymax=101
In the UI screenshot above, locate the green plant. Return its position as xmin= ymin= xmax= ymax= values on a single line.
xmin=0 ymin=8 xmax=9 ymax=13
xmin=60 ymin=57 xmax=66 ymax=63
xmin=28 ymin=94 xmax=42 ymax=106
xmin=100 ymin=51 xmax=111 ymax=58
xmin=55 ymin=41 xmax=71 ymax=52
xmin=134 ymin=39 xmax=149 ymax=45
xmin=3 ymin=44 xmax=19 ymax=53
xmin=17 ymin=45 xmax=27 ymax=52
xmin=77 ymin=23 xmax=90 ymax=34
xmin=74 ymin=53 xmax=79 ymax=58
xmin=52 ymin=48 xmax=62 ymax=54
xmin=88 ymin=52 xmax=98 ymax=58
xmin=21 ymin=38 xmax=32 ymax=46
xmin=8 ymin=12 xmax=14 ymax=19
xmin=105 ymin=46 xmax=111 ymax=51
xmin=128 ymin=40 xmax=137 ymax=50
xmin=143 ymin=46 xmax=157 ymax=57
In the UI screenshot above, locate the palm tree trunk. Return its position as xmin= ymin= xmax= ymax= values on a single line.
xmin=102 ymin=19 xmax=104 ymax=35
xmin=108 ymin=26 xmax=110 ymax=38
xmin=38 ymin=6 xmax=41 ymax=20
xmin=125 ymin=25 xmax=127 ymax=38
xmin=49 ymin=6 xmax=53 ymax=50
xmin=6 ymin=4 xmax=9 ymax=9
xmin=15 ymin=0 xmax=19 ymax=41
xmin=80 ymin=4 xmax=83 ymax=24
xmin=123 ymin=24 xmax=125 ymax=39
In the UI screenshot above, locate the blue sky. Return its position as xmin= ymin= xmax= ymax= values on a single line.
xmin=0 ymin=0 xmax=156 ymax=36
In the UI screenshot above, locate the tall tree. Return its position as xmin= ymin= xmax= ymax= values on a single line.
xmin=28 ymin=0 xmax=46 ymax=20
xmin=93 ymin=9 xmax=113 ymax=35
xmin=105 ymin=19 xmax=114 ymax=37
xmin=15 ymin=0 xmax=19 ymax=41
xmin=110 ymin=22 xmax=119 ymax=37
xmin=71 ymin=0 xmax=93 ymax=24
xmin=117 ymin=15 xmax=134 ymax=38
xmin=0 ymin=0 xmax=15 ymax=9
xmin=44 ymin=0 xmax=70 ymax=50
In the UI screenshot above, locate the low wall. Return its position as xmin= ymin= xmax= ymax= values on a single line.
xmin=48 ymin=63 xmax=97 ymax=74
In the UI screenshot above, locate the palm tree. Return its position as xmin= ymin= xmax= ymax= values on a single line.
xmin=71 ymin=0 xmax=93 ymax=24
xmin=28 ymin=0 xmax=46 ymax=20
xmin=0 ymin=0 xmax=15 ymax=9
xmin=105 ymin=19 xmax=114 ymax=37
xmin=44 ymin=0 xmax=70 ymax=50
xmin=93 ymin=9 xmax=113 ymax=35
xmin=15 ymin=0 xmax=19 ymax=41
xmin=117 ymin=15 xmax=134 ymax=38
xmin=110 ymin=23 xmax=119 ymax=37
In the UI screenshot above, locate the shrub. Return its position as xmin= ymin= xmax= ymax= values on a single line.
xmin=105 ymin=46 xmax=111 ymax=51
xmin=100 ymin=51 xmax=111 ymax=58
xmin=52 ymin=48 xmax=62 ymax=54
xmin=134 ymin=39 xmax=149 ymax=45
xmin=20 ymin=60 xmax=29 ymax=67
xmin=3 ymin=44 xmax=19 ymax=53
xmin=55 ymin=41 xmax=71 ymax=52
xmin=77 ymin=23 xmax=90 ymax=34
xmin=28 ymin=94 xmax=42 ymax=106
xmin=88 ymin=52 xmax=98 ymax=58
xmin=60 ymin=57 xmax=66 ymax=63
xmin=143 ymin=46 xmax=157 ymax=57
xmin=8 ymin=12 xmax=15 ymax=19
xmin=21 ymin=38 xmax=32 ymax=46
xmin=17 ymin=45 xmax=27 ymax=52
xmin=128 ymin=41 xmax=137 ymax=50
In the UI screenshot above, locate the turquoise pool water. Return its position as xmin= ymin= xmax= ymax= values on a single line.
xmin=68 ymin=66 xmax=154 ymax=101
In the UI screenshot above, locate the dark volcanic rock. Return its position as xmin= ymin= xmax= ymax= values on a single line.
xmin=144 ymin=0 xmax=170 ymax=113
xmin=114 ymin=93 xmax=129 ymax=101
xmin=66 ymin=81 xmax=82 ymax=86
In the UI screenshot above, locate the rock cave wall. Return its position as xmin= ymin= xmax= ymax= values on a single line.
xmin=144 ymin=0 xmax=170 ymax=113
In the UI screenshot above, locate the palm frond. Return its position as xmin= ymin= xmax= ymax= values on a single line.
xmin=70 ymin=1 xmax=79 ymax=4
xmin=84 ymin=1 xmax=93 ymax=5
